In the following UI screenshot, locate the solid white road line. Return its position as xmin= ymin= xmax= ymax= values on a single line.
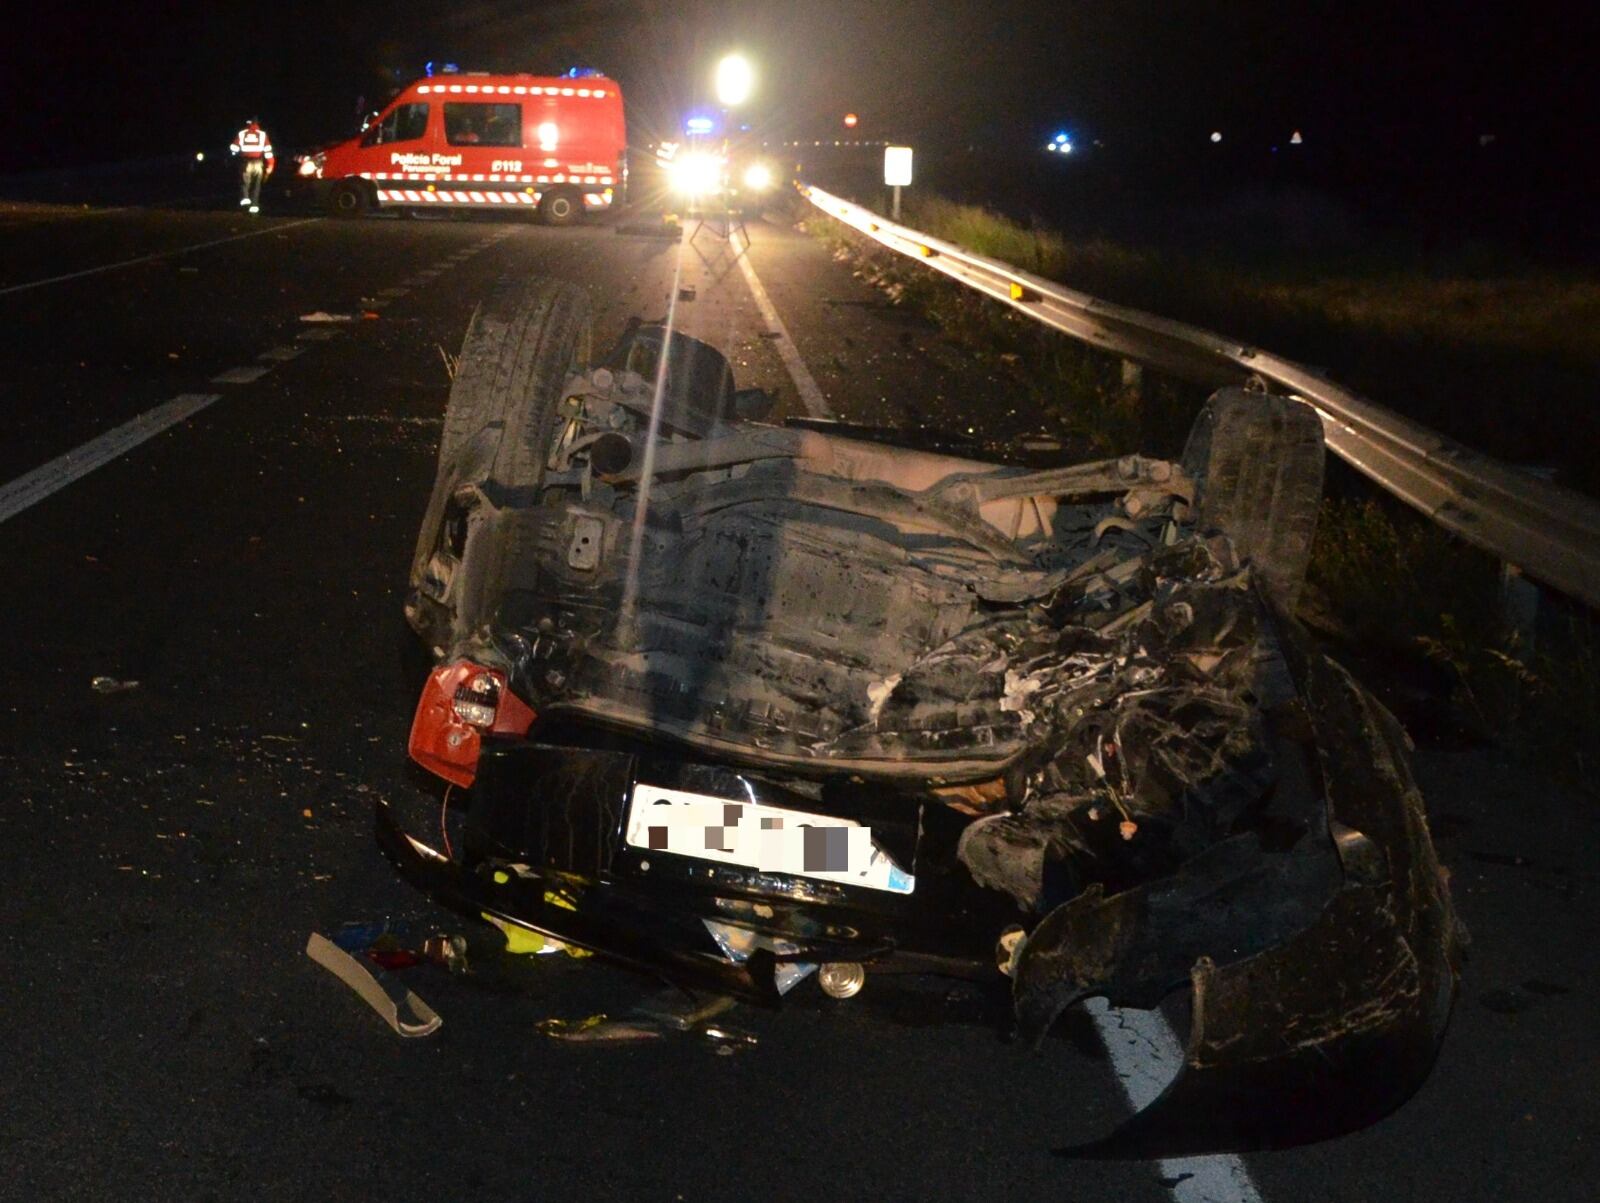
xmin=0 ymin=394 xmax=221 ymax=525
xmin=733 ymin=249 xmax=833 ymax=418
xmin=0 ymin=218 xmax=318 ymax=297
xmin=1085 ymin=998 xmax=1266 ymax=1203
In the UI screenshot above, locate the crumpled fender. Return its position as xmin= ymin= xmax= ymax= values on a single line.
xmin=1015 ymin=637 xmax=1463 ymax=1155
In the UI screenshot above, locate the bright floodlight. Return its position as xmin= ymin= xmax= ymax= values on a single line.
xmin=1210 ymin=130 xmax=1223 ymax=143
xmin=668 ymin=150 xmax=724 ymax=197
xmin=743 ymin=162 xmax=773 ymax=191
xmin=715 ymin=54 xmax=754 ymax=107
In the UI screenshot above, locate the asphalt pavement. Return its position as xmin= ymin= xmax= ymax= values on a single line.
xmin=0 ymin=185 xmax=1594 ymax=1202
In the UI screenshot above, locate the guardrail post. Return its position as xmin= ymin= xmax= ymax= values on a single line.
xmin=1120 ymin=359 xmax=1143 ymax=400
xmin=1500 ymin=563 xmax=1541 ymax=651
xmin=1498 ymin=464 xmax=1558 ymax=650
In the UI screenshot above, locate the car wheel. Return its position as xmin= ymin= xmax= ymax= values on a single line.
xmin=1180 ymin=387 xmax=1325 ymax=615
xmin=408 ymin=277 xmax=593 ymax=633
xmin=328 ymin=179 xmax=370 ymax=218
xmin=538 ymin=189 xmax=580 ymax=226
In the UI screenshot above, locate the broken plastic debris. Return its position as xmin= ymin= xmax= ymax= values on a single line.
xmin=305 ymin=932 xmax=441 ymax=1038
xmin=298 ymin=311 xmax=355 ymax=323
xmin=90 ymin=676 xmax=140 ymax=694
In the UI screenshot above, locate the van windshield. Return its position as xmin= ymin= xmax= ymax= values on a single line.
xmin=362 ymin=103 xmax=429 ymax=147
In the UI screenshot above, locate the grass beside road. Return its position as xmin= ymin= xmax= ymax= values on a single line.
xmin=904 ymin=196 xmax=1600 ymax=494
xmin=801 ymin=196 xmax=1600 ymax=793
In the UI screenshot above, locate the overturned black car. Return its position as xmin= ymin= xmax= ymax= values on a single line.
xmin=385 ymin=275 xmax=1462 ymax=1155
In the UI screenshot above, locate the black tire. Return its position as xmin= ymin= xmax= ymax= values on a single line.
xmin=328 ymin=179 xmax=370 ymax=218
xmin=539 ymin=189 xmax=580 ymax=226
xmin=1180 ymin=388 xmax=1325 ymax=616
xmin=408 ymin=278 xmax=593 ymax=628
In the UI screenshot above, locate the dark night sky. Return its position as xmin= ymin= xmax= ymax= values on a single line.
xmin=5 ymin=1 xmax=1595 ymax=185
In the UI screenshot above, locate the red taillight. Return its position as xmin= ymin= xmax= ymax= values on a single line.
xmin=408 ymin=661 xmax=536 ymax=786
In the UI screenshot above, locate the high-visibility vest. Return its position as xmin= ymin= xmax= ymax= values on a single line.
xmin=231 ymin=128 xmax=274 ymax=160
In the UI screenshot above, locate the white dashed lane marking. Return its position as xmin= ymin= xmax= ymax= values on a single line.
xmin=1 ymin=226 xmax=510 ymax=524
xmin=0 ymin=219 xmax=318 ymax=297
xmin=726 ymin=233 xmax=1264 ymax=1203
xmin=1086 ymin=999 xmax=1265 ymax=1203
xmin=211 ymin=365 xmax=272 ymax=384
xmin=0 ymin=394 xmax=221 ymax=525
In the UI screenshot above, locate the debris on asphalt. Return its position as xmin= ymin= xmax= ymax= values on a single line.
xmin=536 ymin=1014 xmax=663 ymax=1043
xmin=630 ymin=989 xmax=737 ymax=1033
xmin=422 ymin=933 xmax=470 ymax=974
xmin=305 ymin=932 xmax=442 ymax=1038
xmin=701 ymin=1025 xmax=759 ymax=1055
xmin=298 ymin=311 xmax=355 ymax=323
xmin=481 ymin=911 xmax=587 ymax=957
xmin=677 ymin=286 xmax=696 ymax=301
xmin=332 ymin=918 xmax=413 ymax=952
xmin=90 ymin=675 xmax=139 ymax=694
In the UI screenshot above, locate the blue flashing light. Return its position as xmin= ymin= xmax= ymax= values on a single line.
xmin=686 ymin=115 xmax=716 ymax=136
xmin=564 ymin=66 xmax=604 ymax=78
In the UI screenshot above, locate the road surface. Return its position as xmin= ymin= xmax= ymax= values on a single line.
xmin=0 ymin=184 xmax=1594 ymax=1202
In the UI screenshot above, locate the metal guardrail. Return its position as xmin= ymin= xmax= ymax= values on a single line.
xmin=801 ymin=184 xmax=1600 ymax=612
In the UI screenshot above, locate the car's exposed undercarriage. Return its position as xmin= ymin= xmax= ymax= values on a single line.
xmin=384 ymin=276 xmax=1462 ymax=1155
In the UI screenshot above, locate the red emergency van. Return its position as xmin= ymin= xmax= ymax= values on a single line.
xmin=296 ymin=72 xmax=625 ymax=223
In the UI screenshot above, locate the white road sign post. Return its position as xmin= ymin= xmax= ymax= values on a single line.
xmin=883 ymin=145 xmax=913 ymax=220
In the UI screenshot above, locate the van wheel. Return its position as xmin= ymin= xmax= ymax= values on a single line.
xmin=539 ymin=189 xmax=580 ymax=226
xmin=328 ymin=180 xmax=370 ymax=218
xmin=407 ymin=277 xmax=594 ymax=639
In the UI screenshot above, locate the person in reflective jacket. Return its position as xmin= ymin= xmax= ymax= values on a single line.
xmin=230 ymin=120 xmax=275 ymax=213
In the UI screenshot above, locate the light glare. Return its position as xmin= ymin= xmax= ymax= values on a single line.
xmin=715 ymin=54 xmax=754 ymax=107
xmin=668 ymin=151 xmax=724 ymax=197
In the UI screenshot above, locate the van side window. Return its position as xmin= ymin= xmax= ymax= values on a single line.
xmin=361 ymin=103 xmax=429 ymax=147
xmin=444 ymin=103 xmax=522 ymax=148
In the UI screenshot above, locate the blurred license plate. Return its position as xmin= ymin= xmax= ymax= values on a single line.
xmin=624 ymin=783 xmax=914 ymax=894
